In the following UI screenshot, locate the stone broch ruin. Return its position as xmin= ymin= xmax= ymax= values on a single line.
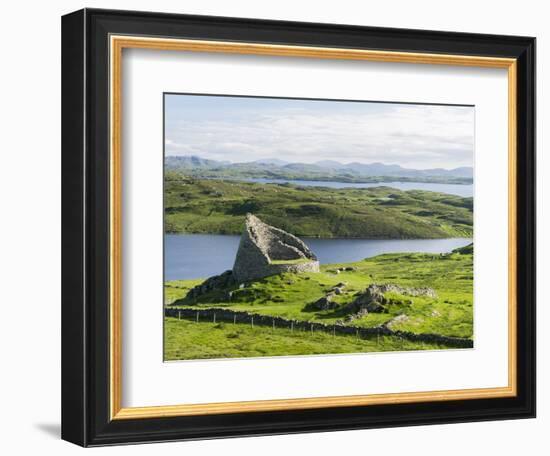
xmin=174 ymin=214 xmax=472 ymax=347
xmin=185 ymin=214 xmax=319 ymax=299
xmin=232 ymin=214 xmax=320 ymax=282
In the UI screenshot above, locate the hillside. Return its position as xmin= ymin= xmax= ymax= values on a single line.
xmin=164 ymin=250 xmax=473 ymax=359
xmin=165 ymin=156 xmax=473 ymax=184
xmin=164 ymin=319 xmax=450 ymax=360
xmin=164 ymin=176 xmax=473 ymax=239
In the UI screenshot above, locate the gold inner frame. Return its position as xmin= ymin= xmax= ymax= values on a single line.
xmin=109 ymin=35 xmax=518 ymax=420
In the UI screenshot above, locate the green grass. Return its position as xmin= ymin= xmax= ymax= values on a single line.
xmin=164 ymin=318 xmax=451 ymax=360
xmin=164 ymin=177 xmax=473 ymax=239
xmin=165 ymin=279 xmax=203 ymax=304
xmin=166 ymin=251 xmax=474 ymax=347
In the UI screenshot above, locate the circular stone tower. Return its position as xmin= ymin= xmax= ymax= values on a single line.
xmin=232 ymin=214 xmax=320 ymax=282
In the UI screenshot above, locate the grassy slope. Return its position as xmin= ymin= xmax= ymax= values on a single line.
xmin=166 ymin=251 xmax=473 ymax=344
xmin=164 ymin=318 xmax=451 ymax=360
xmin=164 ymin=176 xmax=473 ymax=239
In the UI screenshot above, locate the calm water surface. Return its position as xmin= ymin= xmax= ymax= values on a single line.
xmin=244 ymin=178 xmax=473 ymax=198
xmin=165 ymin=234 xmax=472 ymax=281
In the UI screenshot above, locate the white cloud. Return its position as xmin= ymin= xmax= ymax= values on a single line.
xmin=165 ymin=102 xmax=474 ymax=169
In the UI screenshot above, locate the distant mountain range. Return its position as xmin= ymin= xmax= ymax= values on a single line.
xmin=165 ymin=155 xmax=473 ymax=184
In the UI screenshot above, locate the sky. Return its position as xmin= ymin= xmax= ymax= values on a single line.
xmin=164 ymin=94 xmax=474 ymax=170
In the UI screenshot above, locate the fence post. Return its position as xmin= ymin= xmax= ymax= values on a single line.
xmin=272 ymin=319 xmax=275 ymax=331
xmin=213 ymin=313 xmax=216 ymax=324
xmin=251 ymin=316 xmax=254 ymax=328
xmin=291 ymin=321 xmax=294 ymax=332
xmin=233 ymin=314 xmax=236 ymax=325
xmin=196 ymin=311 xmax=199 ymax=323
xmin=178 ymin=310 xmax=181 ymax=320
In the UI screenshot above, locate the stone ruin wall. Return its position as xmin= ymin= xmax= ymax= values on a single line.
xmin=232 ymin=214 xmax=319 ymax=282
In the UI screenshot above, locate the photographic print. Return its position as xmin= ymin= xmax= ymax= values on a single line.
xmin=62 ymin=12 xmax=535 ymax=444
xmin=163 ymin=94 xmax=474 ymax=361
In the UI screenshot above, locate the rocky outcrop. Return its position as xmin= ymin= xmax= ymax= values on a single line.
xmin=343 ymin=283 xmax=437 ymax=319
xmin=304 ymin=294 xmax=338 ymax=311
xmin=304 ymin=283 xmax=349 ymax=311
xmin=232 ymin=214 xmax=320 ymax=282
xmin=365 ymin=283 xmax=437 ymax=298
xmin=452 ymin=242 xmax=473 ymax=255
xmin=186 ymin=270 xmax=236 ymax=299
xmin=385 ymin=313 xmax=411 ymax=330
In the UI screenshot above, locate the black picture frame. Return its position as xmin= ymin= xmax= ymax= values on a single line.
xmin=62 ymin=8 xmax=536 ymax=447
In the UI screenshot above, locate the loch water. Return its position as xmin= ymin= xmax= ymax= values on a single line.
xmin=165 ymin=234 xmax=472 ymax=281
xmin=243 ymin=178 xmax=473 ymax=198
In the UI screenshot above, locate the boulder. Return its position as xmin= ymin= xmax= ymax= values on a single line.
xmin=305 ymin=294 xmax=338 ymax=311
xmin=342 ymin=283 xmax=437 ymax=317
xmin=386 ymin=313 xmax=410 ymax=330
xmin=186 ymin=270 xmax=236 ymax=299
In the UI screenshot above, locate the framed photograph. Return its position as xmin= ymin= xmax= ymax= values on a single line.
xmin=61 ymin=8 xmax=536 ymax=446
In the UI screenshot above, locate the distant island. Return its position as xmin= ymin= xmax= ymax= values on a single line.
xmin=165 ymin=155 xmax=473 ymax=185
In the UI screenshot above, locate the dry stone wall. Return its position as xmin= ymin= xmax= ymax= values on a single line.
xmin=165 ymin=307 xmax=473 ymax=349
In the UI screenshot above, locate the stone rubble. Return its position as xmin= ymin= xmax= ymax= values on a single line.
xmin=343 ymin=283 xmax=437 ymax=320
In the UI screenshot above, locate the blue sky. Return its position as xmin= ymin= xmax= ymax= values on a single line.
xmin=165 ymin=94 xmax=474 ymax=169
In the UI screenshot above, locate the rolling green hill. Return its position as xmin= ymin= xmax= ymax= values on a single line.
xmin=164 ymin=175 xmax=473 ymax=239
xmin=165 ymin=250 xmax=473 ymax=360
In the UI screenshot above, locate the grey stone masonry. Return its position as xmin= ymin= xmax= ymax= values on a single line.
xmin=232 ymin=214 xmax=320 ymax=282
xmin=343 ymin=283 xmax=437 ymax=321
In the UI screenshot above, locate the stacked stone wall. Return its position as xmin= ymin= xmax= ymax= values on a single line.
xmin=165 ymin=307 xmax=473 ymax=349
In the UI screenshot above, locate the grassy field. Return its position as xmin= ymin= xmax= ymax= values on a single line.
xmin=164 ymin=176 xmax=473 ymax=239
xmin=165 ymin=249 xmax=473 ymax=359
xmin=164 ymin=318 xmax=451 ymax=360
